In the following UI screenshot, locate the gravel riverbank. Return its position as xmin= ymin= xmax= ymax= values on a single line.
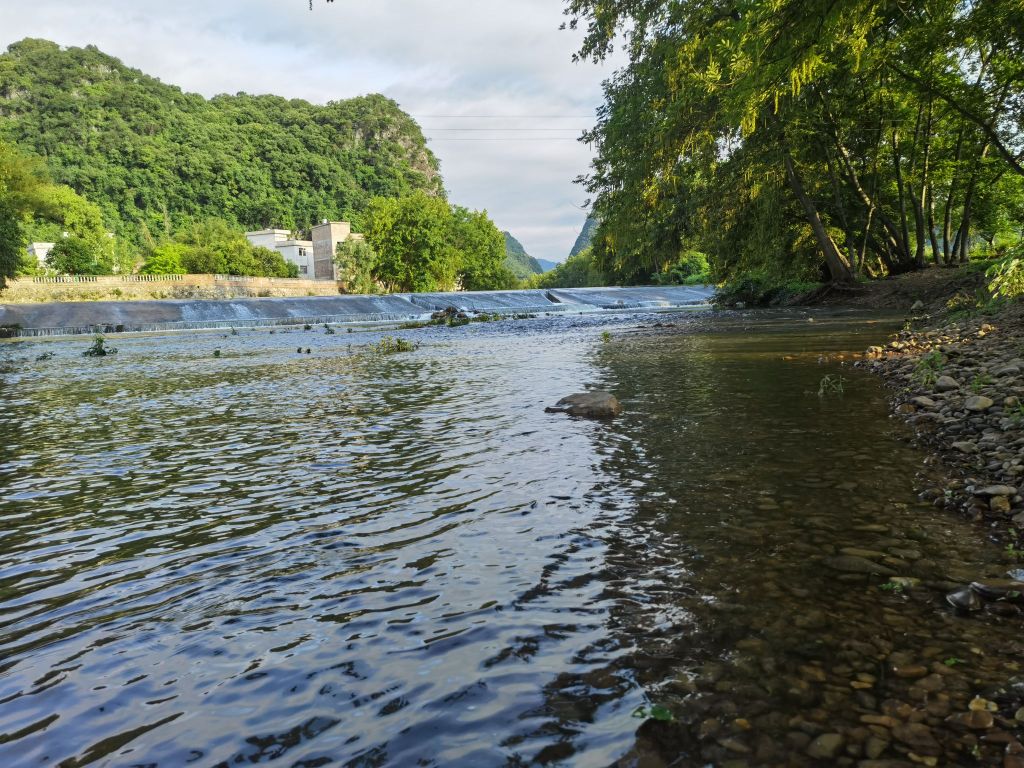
xmin=863 ymin=300 xmax=1024 ymax=551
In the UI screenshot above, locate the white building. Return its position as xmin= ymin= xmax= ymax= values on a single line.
xmin=244 ymin=229 xmax=316 ymax=277
xmin=27 ymin=242 xmax=55 ymax=265
xmin=246 ymin=222 xmax=362 ymax=280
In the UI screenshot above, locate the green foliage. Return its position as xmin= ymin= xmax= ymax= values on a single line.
xmin=0 ymin=39 xmax=441 ymax=245
xmin=139 ymin=243 xmax=186 ymax=275
xmin=987 ymin=245 xmax=1024 ymax=300
xmin=47 ymin=236 xmax=111 ymax=275
xmin=631 ymin=704 xmax=673 ymax=722
xmin=714 ymin=275 xmax=821 ymax=307
xmin=140 ymin=219 xmax=295 ymax=277
xmin=503 ymin=231 xmax=543 ymax=279
xmin=652 ymin=250 xmax=710 ymax=285
xmin=912 ymin=350 xmax=946 ymax=387
xmin=335 ymin=238 xmax=381 ymax=294
xmin=0 ymin=140 xmax=55 ymax=286
xmin=373 ymin=336 xmax=416 ymax=354
xmin=82 ymin=335 xmax=116 ymax=357
xmin=362 ymin=191 xmax=513 ymax=293
xmin=530 ymin=247 xmax=606 ymax=289
xmin=565 ymin=0 xmax=1024 ymax=288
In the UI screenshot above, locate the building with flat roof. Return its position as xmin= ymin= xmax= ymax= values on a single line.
xmin=244 ymin=229 xmax=316 ymax=277
xmin=246 ymin=223 xmax=362 ymax=280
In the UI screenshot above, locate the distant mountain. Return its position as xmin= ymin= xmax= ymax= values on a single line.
xmin=503 ymin=231 xmax=543 ymax=278
xmin=570 ymin=216 xmax=598 ymax=257
xmin=536 ymin=259 xmax=559 ymax=273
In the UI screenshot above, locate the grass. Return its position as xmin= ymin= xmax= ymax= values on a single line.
xmin=970 ymin=373 xmax=993 ymax=393
xmin=373 ymin=336 xmax=417 ymax=355
xmin=911 ymin=350 xmax=945 ymax=387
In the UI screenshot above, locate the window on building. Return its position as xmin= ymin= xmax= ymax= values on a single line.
xmin=300 ymin=265 xmax=308 ymax=274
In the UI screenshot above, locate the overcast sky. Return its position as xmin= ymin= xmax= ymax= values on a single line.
xmin=1 ymin=0 xmax=619 ymax=263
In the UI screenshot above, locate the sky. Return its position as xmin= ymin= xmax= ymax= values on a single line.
xmin=0 ymin=0 xmax=620 ymax=263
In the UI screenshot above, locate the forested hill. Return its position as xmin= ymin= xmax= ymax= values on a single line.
xmin=0 ymin=38 xmax=442 ymax=240
xmin=502 ymin=231 xmax=543 ymax=278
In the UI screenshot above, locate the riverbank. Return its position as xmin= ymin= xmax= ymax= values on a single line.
xmin=862 ymin=297 xmax=1024 ymax=556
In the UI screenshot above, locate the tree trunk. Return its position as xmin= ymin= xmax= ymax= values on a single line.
xmin=784 ymin=152 xmax=855 ymax=284
xmin=926 ymin=183 xmax=941 ymax=265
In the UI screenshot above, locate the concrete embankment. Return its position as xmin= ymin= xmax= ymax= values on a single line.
xmin=0 ymin=285 xmax=714 ymax=337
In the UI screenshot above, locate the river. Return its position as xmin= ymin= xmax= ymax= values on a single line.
xmin=1 ymin=309 xmax=1021 ymax=766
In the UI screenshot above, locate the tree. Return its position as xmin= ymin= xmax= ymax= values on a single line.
xmin=335 ymin=239 xmax=381 ymax=294
xmin=564 ymin=0 xmax=1024 ymax=287
xmin=0 ymin=140 xmax=48 ymax=288
xmin=139 ymin=243 xmax=186 ymax=275
xmin=47 ymin=237 xmax=108 ymax=275
xmin=452 ymin=207 xmax=516 ymax=291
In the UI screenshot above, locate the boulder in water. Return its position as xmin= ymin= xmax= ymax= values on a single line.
xmin=546 ymin=391 xmax=623 ymax=419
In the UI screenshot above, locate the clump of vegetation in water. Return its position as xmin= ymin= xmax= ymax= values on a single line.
xmin=324 ymin=324 xmax=336 ymax=335
xmin=35 ymin=351 xmax=55 ymax=361
xmin=213 ymin=349 xmax=221 ymax=358
xmin=83 ymin=335 xmax=117 ymax=357
xmin=470 ymin=312 xmax=500 ymax=323
xmin=373 ymin=336 xmax=417 ymax=354
xmin=631 ymin=704 xmax=673 ymax=721
xmin=602 ymin=331 xmax=612 ymax=343
xmin=399 ymin=321 xmax=428 ymax=330
xmin=911 ymin=350 xmax=945 ymax=387
xmin=230 ymin=327 xmax=239 ymax=336
xmin=303 ymin=324 xmax=313 ymax=331
xmin=817 ymin=374 xmax=845 ymax=397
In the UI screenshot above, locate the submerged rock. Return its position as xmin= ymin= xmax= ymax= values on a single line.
xmin=823 ymin=555 xmax=896 ymax=576
xmin=946 ymin=587 xmax=983 ymax=612
xmin=545 ymin=391 xmax=623 ymax=419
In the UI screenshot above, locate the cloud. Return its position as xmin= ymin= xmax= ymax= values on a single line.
xmin=1 ymin=0 xmax=620 ymax=261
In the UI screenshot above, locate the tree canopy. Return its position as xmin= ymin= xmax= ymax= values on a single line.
xmin=565 ymin=0 xmax=1024 ymax=286
xmin=0 ymin=38 xmax=442 ymax=246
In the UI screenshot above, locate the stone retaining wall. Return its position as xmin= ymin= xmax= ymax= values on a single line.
xmin=0 ymin=275 xmax=340 ymax=303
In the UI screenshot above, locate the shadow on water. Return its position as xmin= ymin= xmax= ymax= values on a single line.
xmin=0 ymin=310 xmax=1021 ymax=767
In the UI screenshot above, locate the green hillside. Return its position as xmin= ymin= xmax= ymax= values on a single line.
xmin=0 ymin=38 xmax=442 ymax=241
xmin=569 ymin=216 xmax=597 ymax=257
xmin=502 ymin=231 xmax=543 ymax=279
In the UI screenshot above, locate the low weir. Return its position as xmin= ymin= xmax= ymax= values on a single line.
xmin=0 ymin=285 xmax=714 ymax=337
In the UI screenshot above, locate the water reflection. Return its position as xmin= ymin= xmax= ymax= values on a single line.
xmin=0 ymin=312 xmax=1020 ymax=767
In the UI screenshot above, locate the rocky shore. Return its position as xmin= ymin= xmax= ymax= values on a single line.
xmin=864 ymin=300 xmax=1024 ymax=546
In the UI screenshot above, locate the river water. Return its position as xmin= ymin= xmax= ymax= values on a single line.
xmin=1 ymin=309 xmax=1022 ymax=767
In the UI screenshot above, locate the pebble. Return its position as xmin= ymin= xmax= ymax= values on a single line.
xmin=806 ymin=733 xmax=844 ymax=759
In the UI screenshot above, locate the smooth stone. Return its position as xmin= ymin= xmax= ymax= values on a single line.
xmin=824 ymin=555 xmax=897 ymax=576
xmin=935 ymin=375 xmax=960 ymax=392
xmin=545 ymin=391 xmax=623 ymax=419
xmin=891 ymin=721 xmax=941 ymax=754
xmin=991 ymin=496 xmax=1013 ymax=514
xmin=964 ymin=395 xmax=995 ymax=412
xmin=806 ymin=733 xmax=844 ymax=760
xmin=946 ymin=587 xmax=983 ymax=612
xmin=975 ymin=485 xmax=1016 ymax=497
xmin=946 ymin=709 xmax=994 ymax=730
xmin=952 ymin=441 xmax=979 ymax=454
xmin=974 ymin=578 xmax=1024 ymax=598
xmin=840 ymin=547 xmax=888 ymax=559
xmin=911 ymin=396 xmax=936 ymax=408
